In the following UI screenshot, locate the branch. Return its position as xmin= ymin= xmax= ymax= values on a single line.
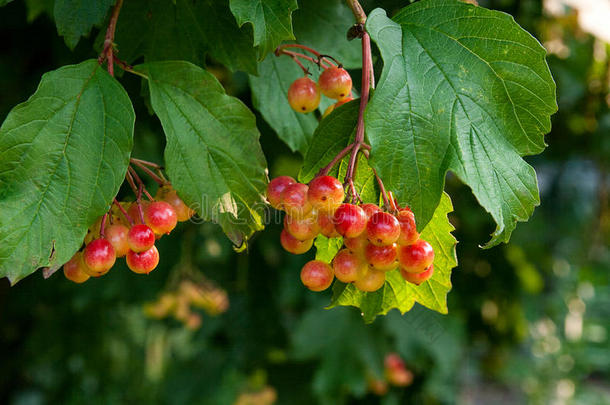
xmin=100 ymin=0 xmax=124 ymax=76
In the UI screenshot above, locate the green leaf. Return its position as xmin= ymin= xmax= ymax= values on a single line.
xmin=25 ymin=0 xmax=54 ymax=22
xmin=365 ymin=2 xmax=557 ymax=247
xmin=137 ymin=61 xmax=268 ymax=246
xmin=314 ymin=235 xmax=343 ymax=264
xmin=0 ymin=0 xmax=15 ymax=7
xmin=54 ymin=0 xmax=115 ymax=49
xmin=109 ymin=0 xmax=257 ymax=74
xmin=229 ymin=0 xmax=298 ymax=59
xmin=0 ymin=60 xmax=135 ymax=283
xmin=329 ymin=192 xmax=457 ymax=323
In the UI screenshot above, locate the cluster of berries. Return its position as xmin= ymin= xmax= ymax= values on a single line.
xmin=266 ymin=175 xmax=435 ymax=293
xmin=144 ymin=279 xmax=229 ymax=330
xmin=63 ymin=185 xmax=194 ymax=283
xmin=368 ymin=353 xmax=414 ymax=396
xmin=287 ymin=66 xmax=354 ymax=116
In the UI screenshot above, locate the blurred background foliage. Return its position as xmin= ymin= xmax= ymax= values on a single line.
xmin=0 ymin=0 xmax=609 ymax=404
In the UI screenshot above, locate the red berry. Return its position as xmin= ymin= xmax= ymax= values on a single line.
xmin=126 ymin=245 xmax=160 ymax=274
xmin=317 ymin=212 xmax=340 ymax=238
xmin=307 ymin=175 xmax=344 ymax=211
xmin=400 ymin=264 xmax=434 ymax=285
xmin=360 ymin=203 xmax=381 ymax=219
xmin=365 ymin=243 xmax=398 ymax=271
xmin=284 ymin=213 xmax=320 ymax=241
xmin=281 ymin=183 xmax=312 ymax=218
xmin=145 ymin=201 xmax=178 ymax=235
xmin=288 ymin=77 xmax=321 ymax=113
xmin=396 ymin=210 xmax=419 ymax=246
xmin=83 ymin=238 xmax=116 ymax=277
xmin=333 ymin=203 xmax=367 ymax=238
xmin=354 ymin=266 xmax=386 ymax=292
xmin=300 ymin=260 xmax=334 ymax=291
xmin=367 ymin=212 xmax=400 ymax=246
xmin=156 ymin=185 xmax=194 ymax=222
xmin=266 ymin=176 xmax=296 ymax=210
xmin=63 ymin=252 xmax=90 ymax=283
xmin=127 ymin=224 xmax=155 ymax=253
xmin=105 ymin=223 xmax=130 ymax=257
xmin=397 ymin=239 xmax=434 ymax=273
xmin=332 ymin=249 xmax=365 ymax=283
xmin=318 ymin=67 xmax=352 ymax=100
xmin=280 ymin=229 xmax=313 ymax=254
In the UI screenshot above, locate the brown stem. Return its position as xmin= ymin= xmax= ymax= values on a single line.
xmin=128 ymin=166 xmax=154 ymax=201
xmin=316 ymin=144 xmax=355 ymax=177
xmin=346 ymin=0 xmax=367 ymax=24
xmin=131 ymin=160 xmax=165 ymax=185
xmin=362 ymin=149 xmax=390 ymax=210
xmin=101 ymin=0 xmax=124 ymax=76
xmin=100 ymin=213 xmax=108 ymax=238
xmin=130 ymin=158 xmax=162 ymax=169
xmin=125 ymin=170 xmax=139 ymax=195
xmin=136 ymin=185 xmax=146 ymax=224
xmin=113 ymin=199 xmax=134 ymax=225
xmin=276 ymin=49 xmax=333 ymax=71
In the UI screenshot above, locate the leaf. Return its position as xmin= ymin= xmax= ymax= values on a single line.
xmin=329 ymin=192 xmax=457 ymax=323
xmin=137 ymin=61 xmax=268 ymax=246
xmin=314 ymin=235 xmax=343 ymax=264
xmin=0 ymin=0 xmax=14 ymax=7
xmin=0 ymin=60 xmax=135 ymax=283
xmin=54 ymin=0 xmax=115 ymax=49
xmin=109 ymin=0 xmax=257 ymax=74
xmin=365 ymin=2 xmax=557 ymax=247
xmin=229 ymin=0 xmax=298 ymax=59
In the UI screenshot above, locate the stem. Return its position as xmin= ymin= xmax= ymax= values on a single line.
xmin=276 ymin=49 xmax=332 ymax=71
xmin=128 ymin=166 xmax=154 ymax=201
xmin=130 ymin=158 xmax=163 ymax=169
xmin=114 ymin=57 xmax=149 ymax=79
xmin=131 ymin=160 xmax=165 ymax=185
xmin=101 ymin=0 xmax=124 ymax=76
xmin=125 ymin=170 xmax=139 ymax=194
xmin=100 ymin=213 xmax=108 ymax=238
xmin=346 ymin=0 xmax=366 ymax=24
xmin=113 ymin=199 xmax=134 ymax=225
xmin=316 ymin=144 xmax=355 ymax=177
xmin=136 ymin=185 xmax=146 ymax=224
xmin=362 ymin=149 xmax=390 ymax=211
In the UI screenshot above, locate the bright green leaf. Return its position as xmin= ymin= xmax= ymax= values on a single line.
xmin=365 ymin=1 xmax=557 ymax=247
xmin=314 ymin=235 xmax=343 ymax=264
xmin=54 ymin=0 xmax=114 ymax=49
xmin=138 ymin=61 xmax=268 ymax=247
xmin=0 ymin=60 xmax=135 ymax=283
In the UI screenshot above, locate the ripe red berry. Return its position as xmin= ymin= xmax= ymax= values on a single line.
xmin=367 ymin=212 xmax=400 ymax=246
xmin=127 ymin=224 xmax=155 ymax=253
xmin=332 ymin=249 xmax=365 ymax=283
xmin=400 ymin=264 xmax=434 ymax=285
xmin=156 ymin=185 xmax=194 ymax=222
xmin=354 ymin=266 xmax=386 ymax=292
xmin=126 ymin=245 xmax=160 ymax=274
xmin=281 ymin=183 xmax=312 ymax=218
xmin=397 ymin=239 xmax=434 ymax=273
xmin=318 ymin=67 xmax=352 ymax=100
xmin=280 ymin=229 xmax=313 ymax=254
xmin=83 ymin=238 xmax=116 ymax=277
xmin=365 ymin=243 xmax=398 ymax=271
xmin=300 ymin=260 xmax=334 ymax=291
xmin=284 ymin=213 xmax=320 ymax=241
xmin=288 ymin=77 xmax=321 ymax=113
xmin=307 ymin=175 xmax=344 ymax=211
xmin=360 ymin=203 xmax=381 ymax=219
xmin=63 ymin=252 xmax=90 ymax=283
xmin=333 ymin=203 xmax=367 ymax=238
xmin=145 ymin=201 xmax=178 ymax=235
xmin=266 ymin=176 xmax=296 ymax=210
xmin=396 ymin=209 xmax=419 ymax=246
xmin=105 ymin=223 xmax=130 ymax=257
xmin=344 ymin=233 xmax=368 ymax=255
xmin=317 ymin=212 xmax=340 ymax=238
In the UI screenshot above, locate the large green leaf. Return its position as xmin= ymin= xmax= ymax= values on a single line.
xmin=365 ymin=1 xmax=557 ymax=247
xmin=54 ymin=0 xmax=114 ymax=49
xmin=0 ymin=60 xmax=135 ymax=283
xmin=229 ymin=0 xmax=298 ymax=59
xmin=137 ymin=61 xmax=268 ymax=246
xmin=329 ymin=192 xmax=457 ymax=323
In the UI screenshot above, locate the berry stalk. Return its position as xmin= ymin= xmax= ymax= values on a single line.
xmin=99 ymin=0 xmax=124 ymax=76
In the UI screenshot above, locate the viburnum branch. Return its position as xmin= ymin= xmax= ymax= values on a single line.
xmin=316 ymin=144 xmax=355 ymax=177
xmin=128 ymin=166 xmax=154 ymax=201
xmin=276 ymin=49 xmax=333 ymax=71
xmin=130 ymin=159 xmax=165 ymax=185
xmin=113 ymin=198 xmax=134 ymax=226
xmin=100 ymin=0 xmax=124 ymax=76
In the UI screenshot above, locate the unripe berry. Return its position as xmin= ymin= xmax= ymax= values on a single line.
xmin=156 ymin=185 xmax=194 ymax=222
xmin=354 ymin=266 xmax=386 ymax=292
xmin=332 ymin=249 xmax=365 ymax=283
xmin=367 ymin=212 xmax=400 ymax=246
xmin=126 ymin=245 xmax=160 ymax=274
xmin=63 ymin=252 xmax=90 ymax=283
xmin=288 ymin=77 xmax=320 ymax=113
xmin=284 ymin=213 xmax=320 ymax=241
xmin=105 ymin=223 xmax=130 ymax=257
xmin=145 ymin=201 xmax=178 ymax=235
xmin=360 ymin=203 xmax=381 ymax=219
xmin=83 ymin=238 xmax=116 ymax=276
xmin=400 ymin=264 xmax=434 ymax=285
xmin=318 ymin=67 xmax=352 ymax=100
xmin=266 ymin=176 xmax=296 ymax=210
xmin=397 ymin=239 xmax=434 ymax=273
xmin=127 ymin=224 xmax=155 ymax=253
xmin=300 ymin=260 xmax=334 ymax=291
xmin=365 ymin=243 xmax=398 ymax=271
xmin=317 ymin=212 xmax=340 ymax=238
xmin=307 ymin=175 xmax=344 ymax=211
xmin=333 ymin=203 xmax=367 ymax=238
xmin=396 ymin=209 xmax=419 ymax=246
xmin=281 ymin=183 xmax=312 ymax=218
xmin=280 ymin=229 xmax=313 ymax=254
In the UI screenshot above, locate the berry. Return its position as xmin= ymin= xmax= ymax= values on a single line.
xmin=127 ymin=224 xmax=155 ymax=253
xmin=318 ymin=67 xmax=352 ymax=100
xmin=360 ymin=203 xmax=381 ymax=219
xmin=280 ymin=229 xmax=313 ymax=254
xmin=284 ymin=213 xmax=320 ymax=241
xmin=127 ymin=201 xmax=149 ymax=225
xmin=281 ymin=183 xmax=312 ymax=218
xmin=300 ymin=260 xmax=334 ymax=291
xmin=126 ymin=245 xmax=160 ymax=274
xmin=332 ymin=249 xmax=365 ymax=283
xmin=307 ymin=175 xmax=344 ymax=211
xmin=288 ymin=77 xmax=320 ymax=113
xmin=267 ymin=176 xmax=296 ymax=210
xmin=63 ymin=252 xmax=90 ymax=283
xmin=156 ymin=185 xmax=194 ymax=222
xmin=83 ymin=238 xmax=116 ymax=276
xmin=354 ymin=266 xmax=386 ymax=292
xmin=145 ymin=201 xmax=178 ymax=235
xmin=367 ymin=212 xmax=400 ymax=246
xmin=396 ymin=209 xmax=419 ymax=246
xmin=344 ymin=232 xmax=368 ymax=255
xmin=384 ymin=353 xmax=413 ymax=387
xmin=365 ymin=243 xmax=398 ymax=271
xmin=400 ymin=264 xmax=434 ymax=285
xmin=397 ymin=239 xmax=434 ymax=273
xmin=105 ymin=223 xmax=130 ymax=257
xmin=322 ymin=96 xmax=355 ymax=118
xmin=333 ymin=203 xmax=367 ymax=238
xmin=317 ymin=212 xmax=340 ymax=238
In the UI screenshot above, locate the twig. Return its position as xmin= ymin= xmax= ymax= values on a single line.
xmin=131 ymin=159 xmax=165 ymax=185
xmin=100 ymin=0 xmax=124 ymax=76
xmin=128 ymin=166 xmax=154 ymax=201
xmin=316 ymin=144 xmax=355 ymax=177
xmin=113 ymin=199 xmax=134 ymax=225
